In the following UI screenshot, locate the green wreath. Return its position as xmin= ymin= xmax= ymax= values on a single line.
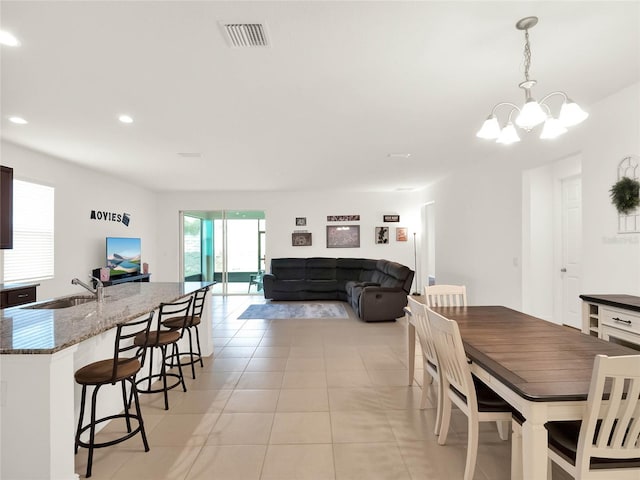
xmin=610 ymin=176 xmax=640 ymax=215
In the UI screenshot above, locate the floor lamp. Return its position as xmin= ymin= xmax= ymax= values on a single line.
xmin=412 ymin=232 xmax=420 ymax=295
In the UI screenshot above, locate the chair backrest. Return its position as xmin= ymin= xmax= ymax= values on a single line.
xmin=424 ymin=284 xmax=467 ymax=307
xmin=407 ymin=296 xmax=438 ymax=369
xmin=426 ymin=308 xmax=477 ymax=411
xmin=576 ymin=354 xmax=640 ymax=475
xmin=156 ymin=296 xmax=193 ymax=334
xmin=190 ymin=286 xmax=210 ymax=323
xmin=112 ymin=311 xmax=155 ymax=381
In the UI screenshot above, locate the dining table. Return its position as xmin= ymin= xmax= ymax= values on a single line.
xmin=405 ymin=304 xmax=638 ymax=480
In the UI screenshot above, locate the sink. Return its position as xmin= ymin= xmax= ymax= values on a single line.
xmin=25 ymin=295 xmax=97 ymax=309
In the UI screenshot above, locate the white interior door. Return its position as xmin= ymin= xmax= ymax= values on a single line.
xmin=560 ymin=176 xmax=582 ymax=328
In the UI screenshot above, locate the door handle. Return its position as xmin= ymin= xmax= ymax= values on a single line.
xmin=560 ymin=268 xmax=567 ymax=273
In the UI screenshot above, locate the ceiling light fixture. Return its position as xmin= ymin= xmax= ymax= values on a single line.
xmin=118 ymin=114 xmax=133 ymax=124
xmin=0 ymin=30 xmax=20 ymax=47
xmin=8 ymin=116 xmax=28 ymax=125
xmin=476 ymin=16 xmax=588 ymax=145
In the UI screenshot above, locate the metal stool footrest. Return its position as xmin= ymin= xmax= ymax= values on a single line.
xmin=165 ymin=351 xmax=203 ymax=369
xmin=76 ymin=413 xmax=148 ymax=450
xmin=135 ymin=372 xmax=185 ymax=395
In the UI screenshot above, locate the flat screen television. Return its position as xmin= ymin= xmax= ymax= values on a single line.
xmin=106 ymin=237 xmax=141 ymax=277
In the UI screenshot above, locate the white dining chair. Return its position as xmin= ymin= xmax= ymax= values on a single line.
xmin=424 ymin=284 xmax=467 ymax=307
xmin=545 ymin=354 xmax=640 ymax=480
xmin=407 ymin=296 xmax=443 ymax=435
xmin=427 ymin=307 xmax=515 ymax=480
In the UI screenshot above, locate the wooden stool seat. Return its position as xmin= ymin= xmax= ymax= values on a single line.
xmin=135 ymin=329 xmax=180 ymax=347
xmin=75 ymin=359 xmax=141 ymax=385
xmin=162 ymin=314 xmax=201 ymax=329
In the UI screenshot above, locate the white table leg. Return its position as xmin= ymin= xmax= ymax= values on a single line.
xmin=521 ymin=406 xmax=549 ymax=480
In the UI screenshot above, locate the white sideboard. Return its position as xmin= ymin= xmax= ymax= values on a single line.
xmin=580 ymin=294 xmax=640 ymax=351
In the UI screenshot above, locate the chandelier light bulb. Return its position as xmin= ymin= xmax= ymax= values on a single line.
xmin=515 ymin=99 xmax=546 ymax=130
xmin=476 ymin=115 xmax=501 ymax=139
xmin=539 ymin=116 xmax=568 ymax=139
xmin=558 ymin=100 xmax=589 ymax=127
xmin=496 ymin=123 xmax=520 ymax=145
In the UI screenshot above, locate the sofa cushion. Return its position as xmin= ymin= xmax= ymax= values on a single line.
xmin=306 ymin=258 xmax=337 ymax=280
xmin=271 ymin=258 xmax=307 ymax=280
xmin=270 ymin=279 xmax=311 ymax=293
xmin=336 ymin=258 xmax=366 ymax=281
xmin=358 ymin=259 xmax=378 ymax=282
xmin=376 ymin=259 xmax=413 ymax=291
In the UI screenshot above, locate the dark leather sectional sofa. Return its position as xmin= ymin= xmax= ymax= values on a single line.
xmin=263 ymin=257 xmax=414 ymax=322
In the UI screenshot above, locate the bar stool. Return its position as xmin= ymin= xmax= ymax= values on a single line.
xmin=162 ymin=286 xmax=210 ymax=379
xmin=74 ymin=312 xmax=154 ymax=478
xmin=134 ymin=297 xmax=192 ymax=410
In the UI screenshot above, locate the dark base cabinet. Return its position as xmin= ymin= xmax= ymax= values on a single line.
xmin=1 ymin=165 xmax=13 ymax=249
xmin=1 ymin=284 xmax=38 ymax=308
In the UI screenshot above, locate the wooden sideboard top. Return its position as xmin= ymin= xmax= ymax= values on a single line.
xmin=580 ymin=294 xmax=640 ymax=313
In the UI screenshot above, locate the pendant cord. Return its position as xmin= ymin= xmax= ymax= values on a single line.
xmin=523 ymin=28 xmax=532 ymax=82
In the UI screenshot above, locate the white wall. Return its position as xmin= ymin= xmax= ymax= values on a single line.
xmin=0 ymin=141 xmax=157 ymax=300
xmin=154 ymin=190 xmax=423 ymax=283
xmin=421 ymin=159 xmax=523 ymax=309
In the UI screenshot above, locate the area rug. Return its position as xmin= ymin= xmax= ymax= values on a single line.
xmin=238 ymin=303 xmax=348 ymax=320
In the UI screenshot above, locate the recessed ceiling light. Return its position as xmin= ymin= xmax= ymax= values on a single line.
xmin=395 ymin=187 xmax=416 ymax=192
xmin=8 ymin=116 xmax=28 ymax=125
xmin=387 ymin=153 xmax=412 ymax=158
xmin=118 ymin=114 xmax=133 ymax=124
xmin=0 ymin=30 xmax=20 ymax=47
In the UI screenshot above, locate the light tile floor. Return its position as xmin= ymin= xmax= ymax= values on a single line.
xmin=75 ymin=296 xmax=570 ymax=479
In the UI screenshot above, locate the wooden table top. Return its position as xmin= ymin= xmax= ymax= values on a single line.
xmin=431 ymin=305 xmax=638 ymax=402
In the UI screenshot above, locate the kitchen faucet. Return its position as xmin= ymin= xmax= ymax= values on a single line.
xmin=71 ymin=276 xmax=105 ymax=302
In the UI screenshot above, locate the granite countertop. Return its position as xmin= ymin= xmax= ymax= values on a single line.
xmin=0 ymin=281 xmax=213 ymax=354
xmin=579 ymin=294 xmax=640 ymax=313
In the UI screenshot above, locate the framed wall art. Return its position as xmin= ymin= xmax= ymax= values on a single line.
xmin=295 ymin=217 xmax=307 ymax=226
xmin=326 ymin=225 xmax=360 ymax=248
xmin=327 ymin=215 xmax=360 ymax=222
xmin=292 ymin=232 xmax=312 ymax=246
xmin=375 ymin=226 xmax=389 ymax=244
xmin=396 ymin=227 xmax=408 ymax=241
xmin=383 ymin=215 xmax=400 ymax=222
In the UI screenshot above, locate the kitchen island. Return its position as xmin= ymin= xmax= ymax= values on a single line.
xmin=0 ymin=281 xmax=213 ymax=480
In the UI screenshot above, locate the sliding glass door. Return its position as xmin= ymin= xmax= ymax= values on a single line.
xmin=181 ymin=210 xmax=265 ymax=295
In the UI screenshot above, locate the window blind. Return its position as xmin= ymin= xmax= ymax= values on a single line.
xmin=3 ymin=180 xmax=54 ymax=282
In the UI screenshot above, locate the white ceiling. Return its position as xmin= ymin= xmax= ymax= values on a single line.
xmin=1 ymin=1 xmax=638 ymax=193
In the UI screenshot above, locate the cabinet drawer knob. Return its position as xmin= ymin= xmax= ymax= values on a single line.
xmin=17 ymin=293 xmax=29 ymax=298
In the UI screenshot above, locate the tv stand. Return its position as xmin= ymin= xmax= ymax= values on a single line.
xmin=92 ymin=269 xmax=150 ymax=287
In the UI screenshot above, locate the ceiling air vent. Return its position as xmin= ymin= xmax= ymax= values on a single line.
xmin=221 ymin=23 xmax=269 ymax=48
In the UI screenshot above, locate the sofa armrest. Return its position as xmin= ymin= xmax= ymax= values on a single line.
xmin=262 ymin=273 xmax=277 ymax=299
xmin=359 ymin=286 xmax=408 ymax=322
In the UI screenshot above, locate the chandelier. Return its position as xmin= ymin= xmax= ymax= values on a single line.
xmin=476 ymin=16 xmax=589 ymax=145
